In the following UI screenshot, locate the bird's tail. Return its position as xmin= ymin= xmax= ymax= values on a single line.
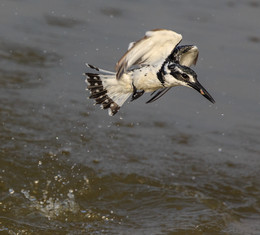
xmin=84 ymin=64 xmax=131 ymax=116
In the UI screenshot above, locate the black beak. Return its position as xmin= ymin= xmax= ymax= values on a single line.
xmin=188 ymin=81 xmax=215 ymax=104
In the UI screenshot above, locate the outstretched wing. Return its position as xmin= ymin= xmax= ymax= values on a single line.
xmin=170 ymin=45 xmax=199 ymax=67
xmin=116 ymin=29 xmax=182 ymax=79
xmin=179 ymin=46 xmax=199 ymax=66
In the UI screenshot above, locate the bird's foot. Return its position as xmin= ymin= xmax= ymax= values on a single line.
xmin=131 ymin=83 xmax=144 ymax=101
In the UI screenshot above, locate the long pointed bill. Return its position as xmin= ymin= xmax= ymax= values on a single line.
xmin=188 ymin=81 xmax=215 ymax=103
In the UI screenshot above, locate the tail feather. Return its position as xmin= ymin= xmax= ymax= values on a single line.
xmin=85 ymin=65 xmax=131 ymax=116
xmin=95 ymin=95 xmax=108 ymax=104
xmin=89 ymin=89 xmax=107 ymax=99
xmin=85 ymin=63 xmax=115 ymax=75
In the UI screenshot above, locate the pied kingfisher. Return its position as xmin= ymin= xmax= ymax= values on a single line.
xmin=85 ymin=29 xmax=215 ymax=116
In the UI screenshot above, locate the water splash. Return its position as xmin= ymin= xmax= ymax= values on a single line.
xmin=21 ymin=188 xmax=79 ymax=219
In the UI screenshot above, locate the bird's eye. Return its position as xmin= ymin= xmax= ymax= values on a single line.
xmin=182 ymin=73 xmax=189 ymax=79
xmin=168 ymin=64 xmax=175 ymax=70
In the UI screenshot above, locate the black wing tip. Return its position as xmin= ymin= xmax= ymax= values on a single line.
xmin=146 ymin=88 xmax=171 ymax=103
xmin=86 ymin=63 xmax=100 ymax=71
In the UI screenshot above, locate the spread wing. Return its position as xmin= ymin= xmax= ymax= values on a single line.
xmin=116 ymin=29 xmax=182 ymax=79
xmin=179 ymin=46 xmax=199 ymax=66
xmin=170 ymin=45 xmax=199 ymax=67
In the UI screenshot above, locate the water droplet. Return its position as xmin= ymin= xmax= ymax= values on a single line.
xmin=9 ymin=188 xmax=15 ymax=195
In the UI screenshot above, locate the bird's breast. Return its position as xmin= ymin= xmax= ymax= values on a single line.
xmin=131 ymin=66 xmax=163 ymax=92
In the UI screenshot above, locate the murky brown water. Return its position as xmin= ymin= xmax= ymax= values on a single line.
xmin=1 ymin=0 xmax=260 ymax=234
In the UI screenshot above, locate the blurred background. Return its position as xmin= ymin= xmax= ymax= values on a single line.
xmin=0 ymin=0 xmax=260 ymax=234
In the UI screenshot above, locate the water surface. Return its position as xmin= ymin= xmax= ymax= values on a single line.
xmin=1 ymin=0 xmax=260 ymax=234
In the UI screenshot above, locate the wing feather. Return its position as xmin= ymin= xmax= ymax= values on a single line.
xmin=170 ymin=45 xmax=199 ymax=67
xmin=146 ymin=87 xmax=172 ymax=103
xmin=179 ymin=46 xmax=199 ymax=66
xmin=116 ymin=29 xmax=182 ymax=79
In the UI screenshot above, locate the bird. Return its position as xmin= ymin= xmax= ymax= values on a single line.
xmin=85 ymin=29 xmax=215 ymax=116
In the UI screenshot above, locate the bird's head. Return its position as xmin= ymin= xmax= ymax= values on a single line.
xmin=164 ymin=62 xmax=215 ymax=103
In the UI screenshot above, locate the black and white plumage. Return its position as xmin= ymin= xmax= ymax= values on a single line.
xmin=85 ymin=29 xmax=215 ymax=116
